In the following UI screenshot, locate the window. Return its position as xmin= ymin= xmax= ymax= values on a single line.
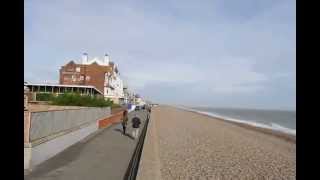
xmin=80 ymin=75 xmax=84 ymax=80
xmin=76 ymin=67 xmax=81 ymax=72
xmin=71 ymin=75 xmax=76 ymax=82
xmin=86 ymin=76 xmax=90 ymax=81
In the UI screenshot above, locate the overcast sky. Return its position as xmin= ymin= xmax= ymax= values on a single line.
xmin=25 ymin=0 xmax=296 ymax=110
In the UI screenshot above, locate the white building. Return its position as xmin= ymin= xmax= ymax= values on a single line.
xmin=104 ymin=66 xmax=124 ymax=104
xmin=134 ymin=94 xmax=146 ymax=106
xmin=79 ymin=53 xmax=125 ymax=104
xmin=81 ymin=53 xmax=111 ymax=66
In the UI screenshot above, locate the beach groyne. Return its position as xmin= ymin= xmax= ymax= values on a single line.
xmin=24 ymin=105 xmax=124 ymax=170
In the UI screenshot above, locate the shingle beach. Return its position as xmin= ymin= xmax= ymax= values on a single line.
xmin=137 ymin=106 xmax=296 ymax=180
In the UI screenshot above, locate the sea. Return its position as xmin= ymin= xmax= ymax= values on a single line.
xmin=177 ymin=106 xmax=296 ymax=136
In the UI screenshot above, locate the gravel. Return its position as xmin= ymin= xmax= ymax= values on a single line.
xmin=153 ymin=106 xmax=296 ymax=180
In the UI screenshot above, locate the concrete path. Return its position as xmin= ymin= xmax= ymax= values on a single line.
xmin=25 ymin=110 xmax=148 ymax=180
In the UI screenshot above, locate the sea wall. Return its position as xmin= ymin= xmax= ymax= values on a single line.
xmin=29 ymin=107 xmax=110 ymax=142
xmin=29 ymin=121 xmax=98 ymax=168
xmin=24 ymin=106 xmax=112 ymax=170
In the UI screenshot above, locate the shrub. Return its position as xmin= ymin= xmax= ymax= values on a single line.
xmin=111 ymin=103 xmax=121 ymax=108
xmin=49 ymin=93 xmax=114 ymax=107
xmin=36 ymin=93 xmax=54 ymax=101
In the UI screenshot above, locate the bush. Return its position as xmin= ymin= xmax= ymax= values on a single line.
xmin=49 ymin=93 xmax=114 ymax=107
xmin=36 ymin=93 xmax=54 ymax=101
xmin=111 ymin=103 xmax=121 ymax=108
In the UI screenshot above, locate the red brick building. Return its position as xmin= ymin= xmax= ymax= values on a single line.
xmin=59 ymin=53 xmax=125 ymax=104
xmin=59 ymin=54 xmax=115 ymax=94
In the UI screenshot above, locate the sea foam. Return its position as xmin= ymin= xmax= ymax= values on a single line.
xmin=174 ymin=105 xmax=296 ymax=136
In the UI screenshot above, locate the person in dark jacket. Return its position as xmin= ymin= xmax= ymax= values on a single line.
xmin=122 ymin=110 xmax=129 ymax=135
xmin=147 ymin=106 xmax=151 ymax=120
xmin=131 ymin=116 xmax=141 ymax=139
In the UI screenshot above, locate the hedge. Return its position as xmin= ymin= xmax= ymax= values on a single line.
xmin=47 ymin=93 xmax=114 ymax=107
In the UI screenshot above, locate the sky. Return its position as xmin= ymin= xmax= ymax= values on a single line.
xmin=24 ymin=0 xmax=296 ymax=110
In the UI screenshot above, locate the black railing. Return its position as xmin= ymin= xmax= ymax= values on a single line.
xmin=123 ymin=114 xmax=150 ymax=180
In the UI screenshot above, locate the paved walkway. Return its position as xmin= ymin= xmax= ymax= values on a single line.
xmin=25 ymin=110 xmax=148 ymax=180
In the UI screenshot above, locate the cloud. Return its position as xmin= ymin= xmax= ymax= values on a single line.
xmin=25 ymin=0 xmax=295 ymax=109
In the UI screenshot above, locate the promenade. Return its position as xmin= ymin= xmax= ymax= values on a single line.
xmin=25 ymin=110 xmax=148 ymax=180
xmin=137 ymin=106 xmax=296 ymax=180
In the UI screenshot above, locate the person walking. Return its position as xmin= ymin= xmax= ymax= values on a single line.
xmin=131 ymin=116 xmax=141 ymax=139
xmin=147 ymin=106 xmax=151 ymax=120
xmin=122 ymin=110 xmax=129 ymax=135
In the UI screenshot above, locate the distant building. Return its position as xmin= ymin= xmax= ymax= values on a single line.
xmin=59 ymin=53 xmax=124 ymax=103
xmin=122 ymin=84 xmax=129 ymax=105
xmin=24 ymin=85 xmax=29 ymax=110
xmin=134 ymin=94 xmax=146 ymax=106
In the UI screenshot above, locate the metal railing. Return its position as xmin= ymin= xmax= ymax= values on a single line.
xmin=123 ymin=113 xmax=150 ymax=180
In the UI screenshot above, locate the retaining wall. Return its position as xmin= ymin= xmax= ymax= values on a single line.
xmin=98 ymin=111 xmax=124 ymax=128
xmin=29 ymin=122 xmax=98 ymax=168
xmin=24 ymin=111 xmax=31 ymax=143
xmin=24 ymin=106 xmax=112 ymax=170
xmin=29 ymin=107 xmax=110 ymax=142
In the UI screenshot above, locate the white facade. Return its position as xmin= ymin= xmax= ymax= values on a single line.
xmin=136 ymin=97 xmax=146 ymax=106
xmin=103 ymin=65 xmax=124 ymax=103
xmin=80 ymin=53 xmax=124 ymax=103
xmin=82 ymin=54 xmax=110 ymax=66
xmin=82 ymin=57 xmax=109 ymax=66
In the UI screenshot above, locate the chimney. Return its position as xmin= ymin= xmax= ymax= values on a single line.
xmin=82 ymin=53 xmax=88 ymax=64
xmin=104 ymin=53 xmax=110 ymax=66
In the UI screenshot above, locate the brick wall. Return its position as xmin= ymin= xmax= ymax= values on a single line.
xmin=98 ymin=111 xmax=124 ymax=129
xmin=24 ymin=111 xmax=31 ymax=143
xmin=60 ymin=61 xmax=113 ymax=93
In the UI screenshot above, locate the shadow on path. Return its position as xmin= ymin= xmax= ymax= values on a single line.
xmin=114 ymin=128 xmax=135 ymax=140
xmin=25 ymin=129 xmax=107 ymax=179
